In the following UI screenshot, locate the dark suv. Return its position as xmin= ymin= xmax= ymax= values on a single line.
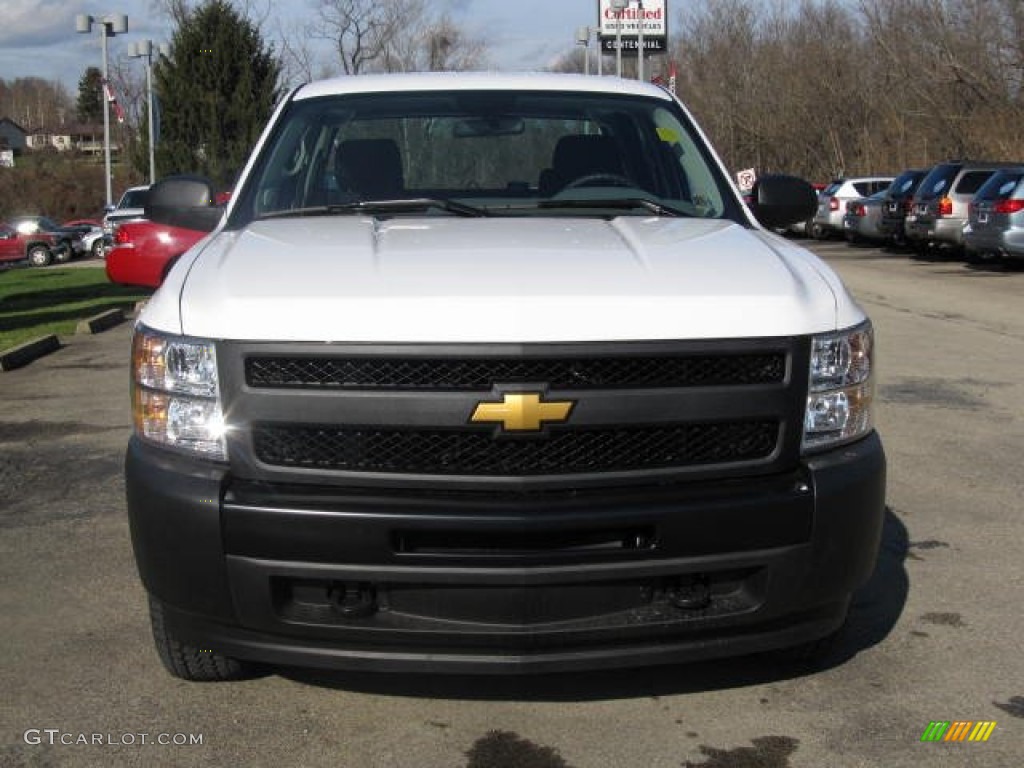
xmin=904 ymin=161 xmax=1013 ymax=254
xmin=878 ymin=169 xmax=927 ymax=246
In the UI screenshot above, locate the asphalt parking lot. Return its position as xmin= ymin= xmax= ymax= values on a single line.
xmin=1 ymin=242 xmax=1022 ymax=767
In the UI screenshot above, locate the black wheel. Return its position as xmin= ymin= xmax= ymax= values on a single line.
xmin=148 ymin=596 xmax=256 ymax=682
xmin=53 ymin=242 xmax=73 ymax=264
xmin=965 ymin=249 xmax=1000 ymax=266
xmin=810 ymin=222 xmax=828 ymax=240
xmin=27 ymin=245 xmax=52 ymax=267
xmin=91 ymin=238 xmax=105 ymax=259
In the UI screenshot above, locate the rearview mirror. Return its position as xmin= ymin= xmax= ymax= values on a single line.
xmin=453 ymin=116 xmax=525 ymax=138
xmin=145 ymin=175 xmax=223 ymax=233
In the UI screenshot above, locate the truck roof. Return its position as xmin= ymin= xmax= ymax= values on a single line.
xmin=294 ymin=71 xmax=675 ymax=102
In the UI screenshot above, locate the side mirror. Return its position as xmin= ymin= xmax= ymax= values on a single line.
xmin=145 ymin=175 xmax=223 ymax=233
xmin=747 ymin=175 xmax=817 ymax=229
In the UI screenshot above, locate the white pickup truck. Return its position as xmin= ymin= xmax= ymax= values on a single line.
xmin=126 ymin=72 xmax=885 ymax=680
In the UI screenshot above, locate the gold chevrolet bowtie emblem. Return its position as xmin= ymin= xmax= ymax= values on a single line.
xmin=471 ymin=392 xmax=575 ymax=432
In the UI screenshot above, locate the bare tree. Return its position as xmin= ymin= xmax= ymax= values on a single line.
xmin=308 ymin=0 xmax=414 ymax=74
xmin=301 ymin=0 xmax=486 ymax=75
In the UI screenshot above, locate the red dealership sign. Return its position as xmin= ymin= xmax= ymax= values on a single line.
xmin=598 ymin=0 xmax=668 ymax=54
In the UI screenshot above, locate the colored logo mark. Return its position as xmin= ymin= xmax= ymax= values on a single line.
xmin=921 ymin=721 xmax=996 ymax=742
xmin=470 ymin=392 xmax=575 ymax=432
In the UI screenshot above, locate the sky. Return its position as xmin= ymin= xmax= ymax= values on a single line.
xmin=0 ymin=0 xmax=645 ymax=97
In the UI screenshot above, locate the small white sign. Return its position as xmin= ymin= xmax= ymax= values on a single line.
xmin=736 ymin=168 xmax=757 ymax=192
xmin=0 ymin=150 xmax=13 ymax=168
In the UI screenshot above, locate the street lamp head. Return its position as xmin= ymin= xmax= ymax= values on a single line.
xmin=106 ymin=14 xmax=129 ymax=34
xmin=74 ymin=13 xmax=128 ymax=35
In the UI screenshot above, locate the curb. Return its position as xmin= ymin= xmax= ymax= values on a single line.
xmin=0 ymin=334 xmax=61 ymax=372
xmin=76 ymin=308 xmax=126 ymax=335
xmin=1 ymin=308 xmax=133 ymax=373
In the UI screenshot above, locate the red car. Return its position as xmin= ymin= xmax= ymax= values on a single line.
xmin=0 ymin=220 xmax=67 ymax=266
xmin=105 ymin=219 xmax=206 ymax=288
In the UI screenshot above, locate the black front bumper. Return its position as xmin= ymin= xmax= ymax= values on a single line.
xmin=126 ymin=433 xmax=885 ymax=673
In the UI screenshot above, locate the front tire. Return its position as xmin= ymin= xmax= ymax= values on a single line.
xmin=27 ymin=245 xmax=51 ymax=267
xmin=54 ymin=242 xmax=73 ymax=264
xmin=91 ymin=238 xmax=106 ymax=259
xmin=148 ymin=596 xmax=257 ymax=682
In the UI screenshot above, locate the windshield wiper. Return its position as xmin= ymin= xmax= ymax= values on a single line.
xmin=257 ymin=198 xmax=488 ymax=220
xmin=534 ymin=198 xmax=688 ymax=217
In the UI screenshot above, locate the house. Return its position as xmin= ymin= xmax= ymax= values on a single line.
xmin=24 ymin=123 xmax=116 ymax=154
xmin=0 ymin=117 xmax=28 ymax=152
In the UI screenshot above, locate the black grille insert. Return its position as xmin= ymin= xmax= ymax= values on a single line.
xmin=252 ymin=421 xmax=779 ymax=476
xmin=245 ymin=353 xmax=786 ymax=391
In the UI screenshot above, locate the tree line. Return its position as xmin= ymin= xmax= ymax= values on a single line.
xmin=665 ymin=0 xmax=1024 ymax=179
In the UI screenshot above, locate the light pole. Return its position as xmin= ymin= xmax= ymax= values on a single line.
xmin=637 ymin=0 xmax=645 ymax=83
xmin=575 ymin=26 xmax=591 ymax=76
xmin=130 ymin=40 xmax=169 ymax=185
xmin=611 ymin=0 xmax=628 ymax=78
xmin=76 ymin=13 xmax=128 ymax=209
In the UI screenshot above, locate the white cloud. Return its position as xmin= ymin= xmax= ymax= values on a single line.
xmin=0 ymin=0 xmax=93 ymax=48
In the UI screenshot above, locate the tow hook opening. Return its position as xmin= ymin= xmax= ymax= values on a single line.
xmin=668 ymin=575 xmax=711 ymax=611
xmin=328 ymin=582 xmax=378 ymax=618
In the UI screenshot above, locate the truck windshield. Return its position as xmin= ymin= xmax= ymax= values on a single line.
xmin=230 ymin=89 xmax=737 ymax=226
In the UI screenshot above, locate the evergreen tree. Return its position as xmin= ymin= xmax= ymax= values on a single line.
xmin=76 ymin=67 xmax=104 ymax=125
xmin=154 ymin=0 xmax=282 ymax=187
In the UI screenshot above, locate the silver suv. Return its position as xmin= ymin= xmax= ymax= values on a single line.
xmin=963 ymin=166 xmax=1024 ymax=263
xmin=102 ymin=185 xmax=150 ymax=235
xmin=904 ymin=161 xmax=1008 ymax=254
xmin=812 ymin=177 xmax=893 ymax=239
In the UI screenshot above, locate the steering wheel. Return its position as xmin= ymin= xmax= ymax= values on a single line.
xmin=562 ymin=173 xmax=635 ymax=190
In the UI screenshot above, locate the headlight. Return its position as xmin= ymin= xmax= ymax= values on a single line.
xmin=132 ymin=327 xmax=227 ymax=460
xmin=802 ymin=322 xmax=874 ymax=453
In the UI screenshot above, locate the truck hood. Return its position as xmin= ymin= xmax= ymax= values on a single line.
xmin=147 ymin=216 xmax=861 ymax=343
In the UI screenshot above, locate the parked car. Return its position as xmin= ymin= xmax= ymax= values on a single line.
xmin=0 ymin=220 xmax=66 ymax=267
xmin=842 ymin=190 xmax=889 ymax=244
xmin=904 ymin=161 xmax=1011 ymax=254
xmin=877 ymin=168 xmax=927 ymax=246
xmin=7 ymin=215 xmax=84 ymax=262
xmin=63 ymin=218 xmax=107 ymax=259
xmin=963 ymin=166 xmax=1024 ymax=263
xmin=812 ymin=176 xmax=894 ymax=239
xmin=103 ymin=185 xmax=150 ymax=236
xmin=105 ymin=218 xmax=208 ymax=288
